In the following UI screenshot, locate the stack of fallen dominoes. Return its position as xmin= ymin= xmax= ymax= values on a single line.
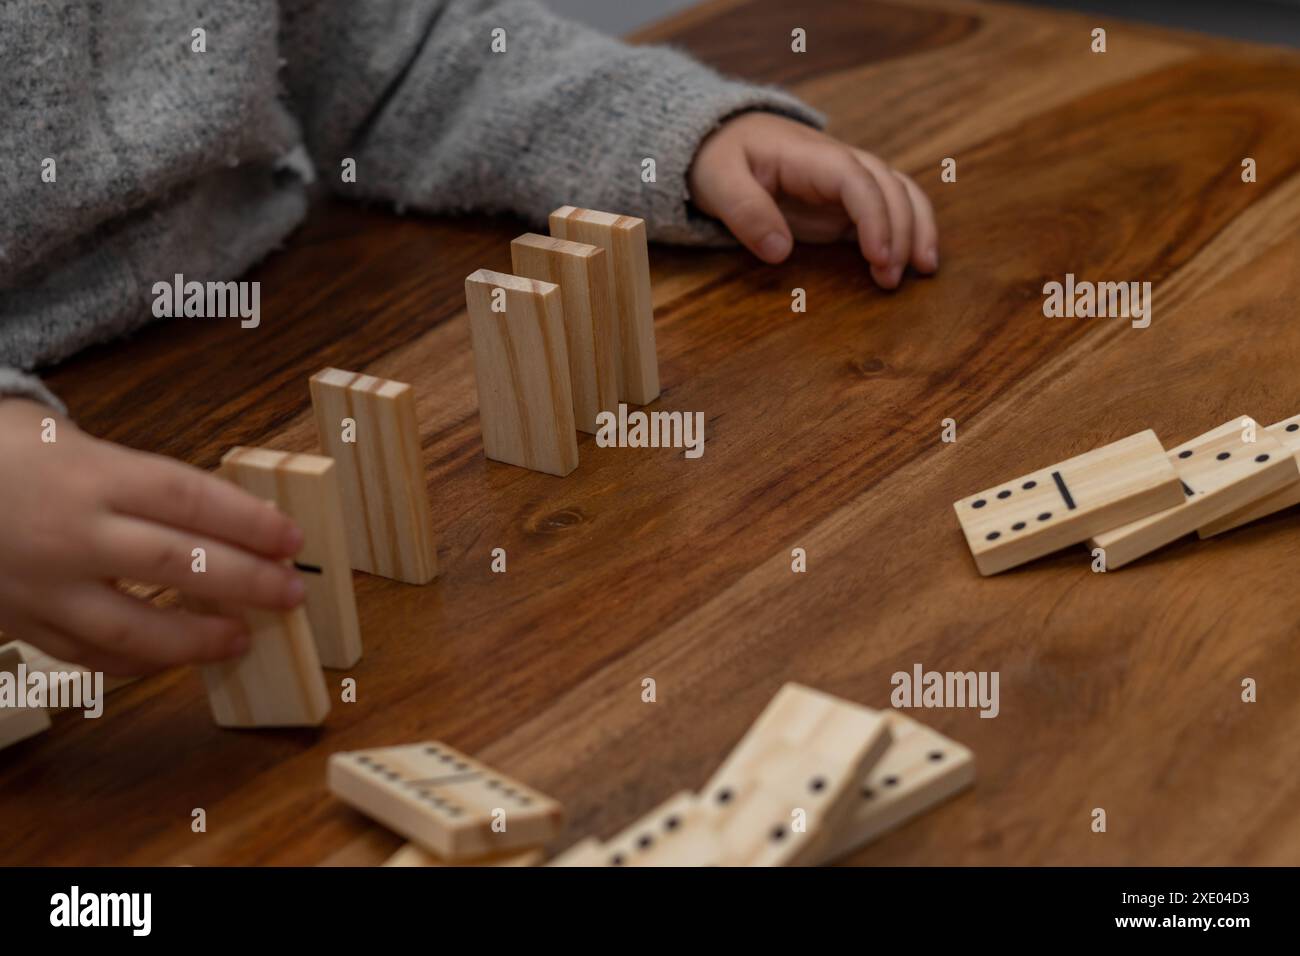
xmin=550 ymin=683 xmax=974 ymax=867
xmin=954 ymin=414 xmax=1300 ymax=574
xmin=463 ymin=206 xmax=660 ymax=476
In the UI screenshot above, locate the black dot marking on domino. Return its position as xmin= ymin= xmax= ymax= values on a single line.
xmin=861 ymin=787 xmax=876 ymax=800
xmin=440 ymin=754 xmax=455 ymax=763
xmin=1178 ymin=449 xmax=1193 ymax=459
xmin=770 ymin=826 xmax=787 ymax=842
xmin=637 ymin=834 xmax=654 ymax=850
xmin=1217 ymin=452 xmax=1230 ymax=461
xmin=884 ymin=775 xmax=900 ymax=787
xmin=972 ymin=499 xmax=987 ymax=509
xmin=1038 ymin=512 xmax=1051 ymax=521
xmin=986 ymin=531 xmax=1000 ymax=541
xmin=1256 ymin=454 xmax=1270 ymax=463
xmin=716 ymin=788 xmax=733 ymax=805
xmin=809 ymin=776 xmax=827 ymax=794
xmin=424 ymin=745 xmax=439 ymax=755
xmin=1012 ymin=521 xmax=1026 ymax=531
xmin=1023 ymin=480 xmax=1037 ymax=490
xmin=996 ymin=490 xmax=1011 ymax=499
xmin=1288 ymin=424 xmax=1299 ymax=433
xmin=665 ymin=816 xmax=681 ymax=831
xmin=609 ymin=854 xmax=625 ymax=866
xmin=928 ymin=750 xmax=945 ymax=762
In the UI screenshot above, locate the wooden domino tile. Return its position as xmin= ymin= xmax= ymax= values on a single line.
xmin=1091 ymin=417 xmax=1300 ymax=569
xmin=546 ymin=836 xmax=607 ymax=867
xmin=1199 ymin=414 xmax=1300 ymax=537
xmin=550 ymin=791 xmax=721 ymax=867
xmin=699 ymin=683 xmax=893 ymax=866
xmin=382 ymin=843 xmax=543 ymax=867
xmin=328 ymin=741 xmax=563 ymax=862
xmin=511 ymin=233 xmax=618 ymax=435
xmin=815 ymin=712 xmax=975 ymax=865
xmin=0 ymin=644 xmax=51 ymax=750
xmin=549 ymin=206 xmax=659 ymax=405
xmin=464 ymin=269 xmax=579 ymax=476
xmin=954 ymin=429 xmax=1184 ymax=575
xmin=221 ymin=448 xmax=361 ymax=669
xmin=309 ymin=368 xmax=439 ymax=585
xmin=4 ymin=639 xmax=137 ymax=706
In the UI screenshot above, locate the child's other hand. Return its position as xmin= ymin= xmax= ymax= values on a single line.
xmin=687 ymin=112 xmax=938 ymax=288
xmin=0 ymin=399 xmax=306 ymax=675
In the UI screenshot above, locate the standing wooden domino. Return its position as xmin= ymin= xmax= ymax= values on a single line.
xmin=1199 ymin=414 xmax=1300 ymax=537
xmin=196 ymin=455 xmax=331 ymax=728
xmin=510 ymin=233 xmax=618 ymax=434
xmin=549 ymin=791 xmax=720 ymax=867
xmin=954 ymin=429 xmax=1184 ymax=575
xmin=0 ymin=644 xmax=51 ymax=750
xmin=221 ymin=448 xmax=361 ymax=668
xmin=309 ymin=368 xmax=439 ymax=585
xmin=815 ymin=712 xmax=975 ymax=865
xmin=1090 ymin=417 xmax=1299 ymax=569
xmin=699 ymin=683 xmax=893 ymax=866
xmin=464 ymin=269 xmax=579 ymax=476
xmin=549 ymin=206 xmax=659 ymax=405
xmin=328 ymin=741 xmax=563 ymax=861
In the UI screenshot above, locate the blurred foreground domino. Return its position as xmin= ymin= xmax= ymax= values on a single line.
xmin=0 ymin=644 xmax=51 ymax=750
xmin=954 ymin=429 xmax=1183 ymax=575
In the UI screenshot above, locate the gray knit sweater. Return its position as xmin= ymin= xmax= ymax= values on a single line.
xmin=0 ymin=0 xmax=821 ymax=412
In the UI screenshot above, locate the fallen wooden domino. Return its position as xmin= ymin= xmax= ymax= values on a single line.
xmin=548 ymin=791 xmax=720 ymax=867
xmin=511 ymin=233 xmax=617 ymax=435
xmin=309 ymin=368 xmax=439 ymax=585
xmin=1091 ymin=417 xmax=1299 ymax=569
xmin=383 ymin=843 xmax=543 ymax=867
xmin=3 ymin=639 xmax=138 ymax=707
xmin=195 ymin=454 xmax=331 ymax=729
xmin=328 ymin=741 xmax=563 ymax=862
xmin=814 ymin=712 xmax=975 ymax=865
xmin=0 ymin=644 xmax=51 ymax=750
xmin=954 ymin=429 xmax=1184 ymax=575
xmin=464 ymin=269 xmax=579 ymax=476
xmin=549 ymin=206 xmax=659 ymax=405
xmin=699 ymin=683 xmax=893 ymax=866
xmin=219 ymin=448 xmax=361 ymax=669
xmin=1199 ymin=413 xmax=1300 ymax=537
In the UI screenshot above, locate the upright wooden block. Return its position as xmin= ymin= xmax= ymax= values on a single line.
xmin=549 ymin=206 xmax=659 ymax=405
xmin=700 ymin=684 xmax=893 ymax=866
xmin=511 ymin=233 xmax=618 ymax=434
xmin=464 ymin=270 xmax=579 ymax=476
xmin=1091 ymin=417 xmax=1299 ymax=568
xmin=196 ymin=456 xmax=331 ymax=729
xmin=0 ymin=644 xmax=51 ymax=750
xmin=954 ymin=429 xmax=1184 ymax=575
xmin=221 ymin=448 xmax=361 ymax=669
xmin=1199 ymin=414 xmax=1300 ymax=537
xmin=309 ymin=368 xmax=439 ymax=584
xmin=328 ymin=741 xmax=563 ymax=861
xmin=815 ymin=712 xmax=975 ymax=865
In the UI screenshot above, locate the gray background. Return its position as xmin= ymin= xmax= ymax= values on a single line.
xmin=541 ymin=0 xmax=1300 ymax=47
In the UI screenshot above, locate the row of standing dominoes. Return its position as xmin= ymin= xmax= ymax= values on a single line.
xmin=954 ymin=413 xmax=1300 ymax=575
xmin=198 ymin=369 xmax=440 ymax=728
xmin=464 ymin=206 xmax=660 ymax=476
xmin=548 ymin=683 xmax=975 ymax=867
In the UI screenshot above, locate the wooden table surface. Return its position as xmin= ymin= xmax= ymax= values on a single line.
xmin=4 ymin=0 xmax=1300 ymax=866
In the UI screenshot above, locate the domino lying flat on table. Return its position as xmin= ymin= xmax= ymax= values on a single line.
xmin=329 ymin=741 xmax=563 ymax=862
xmin=1091 ymin=417 xmax=1299 ymax=569
xmin=954 ymin=429 xmax=1184 ymax=575
xmin=1198 ymin=413 xmax=1300 ymax=538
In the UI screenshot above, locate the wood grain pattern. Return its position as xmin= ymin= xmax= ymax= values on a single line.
xmin=511 ymin=233 xmax=617 ymax=434
xmin=5 ymin=0 xmax=1300 ymax=865
xmin=309 ymin=368 xmax=440 ymax=584
xmin=464 ymin=270 xmax=580 ymax=476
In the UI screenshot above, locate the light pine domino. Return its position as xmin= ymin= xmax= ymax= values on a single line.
xmin=328 ymin=741 xmax=563 ymax=862
xmin=309 ymin=368 xmax=439 ymax=585
xmin=1198 ymin=413 xmax=1300 ymax=537
xmin=382 ymin=843 xmax=543 ymax=867
xmin=1091 ymin=417 xmax=1300 ymax=568
xmin=549 ymin=791 xmax=720 ymax=867
xmin=464 ymin=269 xmax=579 ymax=476
xmin=815 ymin=712 xmax=975 ymax=864
xmin=221 ymin=448 xmax=361 ymax=669
xmin=699 ymin=683 xmax=893 ymax=866
xmin=549 ymin=206 xmax=659 ymax=405
xmin=511 ymin=233 xmax=617 ymax=435
xmin=954 ymin=429 xmax=1184 ymax=575
xmin=0 ymin=644 xmax=51 ymax=750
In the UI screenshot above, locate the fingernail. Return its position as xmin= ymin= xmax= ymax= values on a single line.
xmin=284 ymin=575 xmax=306 ymax=605
xmin=758 ymin=232 xmax=791 ymax=262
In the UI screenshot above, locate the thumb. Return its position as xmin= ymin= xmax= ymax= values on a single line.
xmin=694 ymin=158 xmax=793 ymax=263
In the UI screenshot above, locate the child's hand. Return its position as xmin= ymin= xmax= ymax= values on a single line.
xmin=688 ymin=112 xmax=938 ymax=289
xmin=0 ymin=398 xmax=306 ymax=675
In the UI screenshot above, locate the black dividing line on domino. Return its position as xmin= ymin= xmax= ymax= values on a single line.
xmin=1181 ymin=480 xmax=1195 ymax=497
xmin=1051 ymin=470 xmax=1076 ymax=510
